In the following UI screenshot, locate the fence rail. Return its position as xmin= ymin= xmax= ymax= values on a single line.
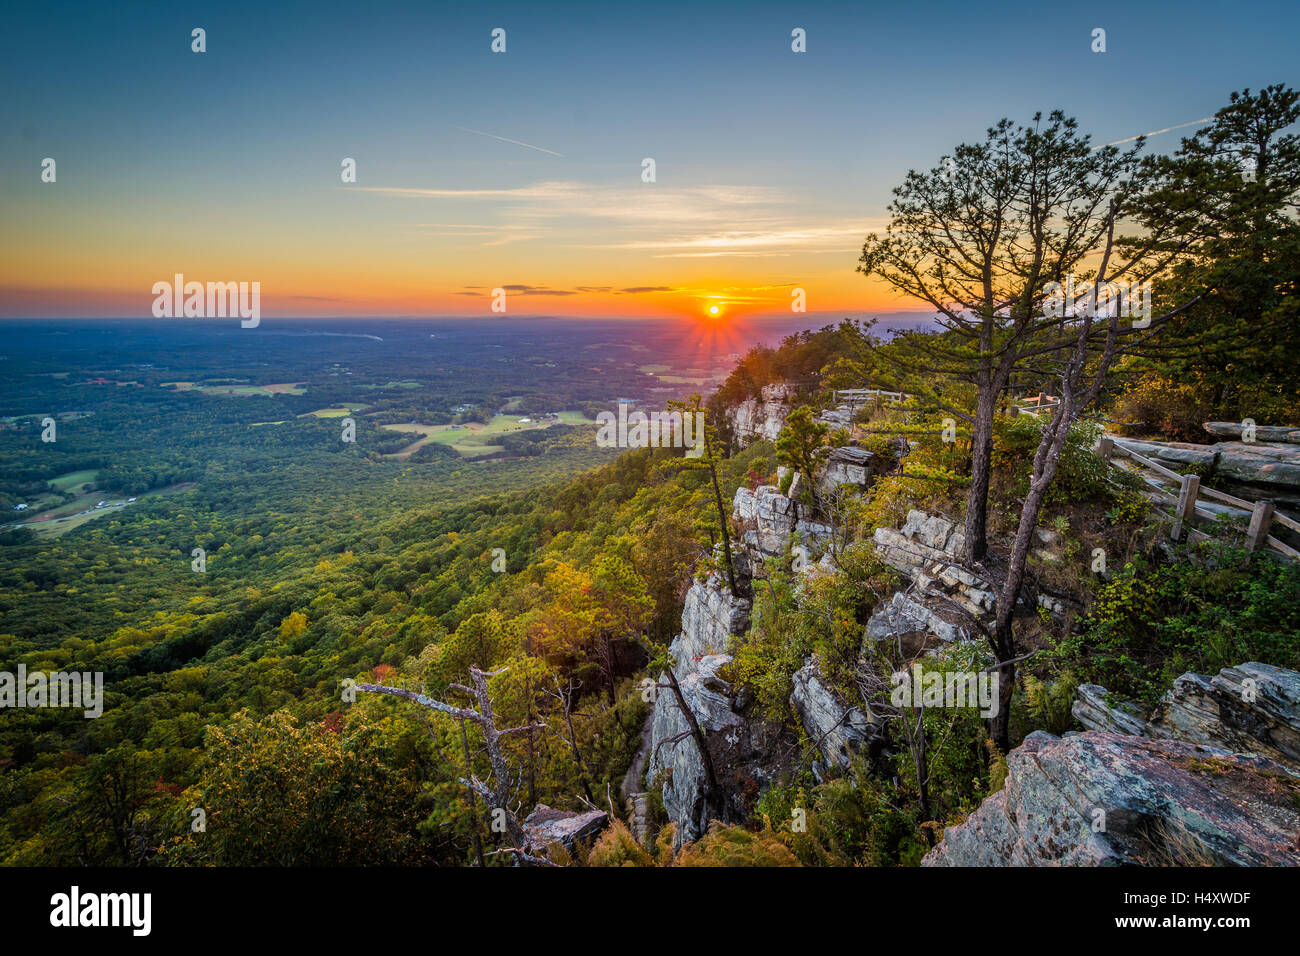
xmin=1101 ymin=436 xmax=1300 ymax=561
xmin=833 ymin=387 xmax=910 ymax=404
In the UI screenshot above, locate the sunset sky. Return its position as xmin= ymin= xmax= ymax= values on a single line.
xmin=2 ymin=0 xmax=1298 ymax=321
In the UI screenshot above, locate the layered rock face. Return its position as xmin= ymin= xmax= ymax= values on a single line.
xmin=733 ymin=485 xmax=832 ymax=558
xmin=872 ymin=508 xmax=1077 ymax=626
xmin=790 ymin=663 xmax=881 ymax=779
xmin=523 ymin=805 xmax=608 ymax=855
xmin=1204 ymin=421 xmax=1300 ymax=444
xmin=1074 ymin=662 xmax=1300 ymax=770
xmin=873 ymin=510 xmax=997 ymax=622
xmin=645 ymin=574 xmax=795 ymax=843
xmin=817 ymin=445 xmax=892 ymax=498
xmin=927 ymin=662 xmax=1300 ymax=866
xmin=1118 ymin=436 xmax=1300 ymax=495
xmin=923 ymin=730 xmax=1300 ymax=866
xmin=730 ymin=384 xmax=794 ymax=444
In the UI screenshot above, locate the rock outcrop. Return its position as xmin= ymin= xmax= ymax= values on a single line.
xmin=733 ymin=485 xmax=832 ymax=558
xmin=928 ymin=662 xmax=1300 ymax=866
xmin=924 ymin=730 xmax=1300 ymax=866
xmin=730 ymin=384 xmax=794 ymax=444
xmin=865 ymin=590 xmax=973 ymax=654
xmin=1204 ymin=421 xmax=1300 ymax=444
xmin=790 ymin=662 xmax=881 ymax=779
xmin=1117 ymin=436 xmax=1300 ymax=493
xmin=817 ymin=445 xmax=890 ymax=498
xmin=873 ymin=510 xmax=997 ymax=622
xmin=523 ymin=805 xmax=608 ymax=855
xmin=1074 ymin=662 xmax=1300 ymax=769
xmin=645 ymin=574 xmax=796 ymax=844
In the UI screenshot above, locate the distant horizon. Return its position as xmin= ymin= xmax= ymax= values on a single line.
xmin=4 ymin=0 xmax=1297 ymax=321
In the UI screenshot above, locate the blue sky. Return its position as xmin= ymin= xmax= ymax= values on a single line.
xmin=1 ymin=0 xmax=1296 ymax=318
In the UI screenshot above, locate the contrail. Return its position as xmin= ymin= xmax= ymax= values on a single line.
xmin=454 ymin=126 xmax=564 ymax=157
xmin=1094 ymin=116 xmax=1214 ymax=149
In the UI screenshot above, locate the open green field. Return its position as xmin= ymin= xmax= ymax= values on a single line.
xmin=300 ymin=405 xmax=370 ymax=418
xmin=49 ymin=469 xmax=99 ymax=492
xmin=163 ymin=381 xmax=308 ymax=397
xmin=380 ymin=411 xmax=595 ymax=459
xmin=8 ymin=482 xmax=196 ymax=540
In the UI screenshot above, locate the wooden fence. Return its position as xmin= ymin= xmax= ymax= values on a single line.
xmin=1101 ymin=436 xmax=1300 ymax=561
xmin=833 ymin=387 xmax=910 ymax=405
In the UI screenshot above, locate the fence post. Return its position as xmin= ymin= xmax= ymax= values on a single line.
xmin=1246 ymin=499 xmax=1276 ymax=553
xmin=1171 ymin=474 xmax=1200 ymax=541
xmin=1099 ymin=437 xmax=1114 ymax=460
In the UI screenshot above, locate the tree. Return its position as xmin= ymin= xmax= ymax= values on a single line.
xmin=984 ymin=204 xmax=1198 ymax=749
xmin=857 ymin=112 xmax=1151 ymax=561
xmin=1123 ymin=84 xmax=1300 ymax=420
xmin=668 ymin=394 xmax=739 ymax=596
xmin=774 ymin=405 xmax=839 ymax=506
xmin=358 ymin=665 xmax=552 ymax=865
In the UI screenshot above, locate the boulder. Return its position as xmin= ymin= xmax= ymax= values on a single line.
xmin=817 ymin=445 xmax=887 ymax=498
xmin=865 ymin=591 xmax=971 ymax=651
xmin=1074 ymin=662 xmax=1300 ymax=770
xmin=523 ymin=805 xmax=608 ymax=854
xmin=790 ymin=662 xmax=880 ymax=778
xmin=924 ymin=731 xmax=1300 ymax=866
xmin=1204 ymin=421 xmax=1300 ymax=444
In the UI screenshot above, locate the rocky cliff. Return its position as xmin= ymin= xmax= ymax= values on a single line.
xmin=729 ymin=383 xmax=794 ymax=444
xmin=924 ymin=730 xmax=1300 ymax=866
xmin=925 ymin=662 xmax=1300 ymax=866
xmin=644 ymin=573 xmax=795 ymax=843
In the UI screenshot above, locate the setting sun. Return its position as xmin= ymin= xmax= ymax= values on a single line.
xmin=708 ymin=304 xmax=721 ymax=316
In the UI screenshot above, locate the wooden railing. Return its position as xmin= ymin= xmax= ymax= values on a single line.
xmin=833 ymin=387 xmax=910 ymax=404
xmin=1101 ymin=436 xmax=1300 ymax=561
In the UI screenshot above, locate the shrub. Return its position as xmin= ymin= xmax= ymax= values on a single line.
xmin=1050 ymin=547 xmax=1300 ymax=704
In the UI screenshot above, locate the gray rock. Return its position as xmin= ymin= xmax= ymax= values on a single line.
xmin=523 ymin=805 xmax=608 ymax=854
xmin=1072 ymin=684 xmax=1148 ymax=736
xmin=817 ymin=445 xmax=883 ymax=497
xmin=924 ymin=731 xmax=1300 ymax=866
xmin=677 ymin=574 xmax=751 ymax=661
xmin=865 ymin=591 xmax=970 ymax=647
xmin=1204 ymin=421 xmax=1300 ymax=444
xmin=1074 ymin=662 xmax=1300 ymax=771
xmin=729 ymin=384 xmax=794 ymax=443
xmin=790 ymin=662 xmax=879 ymax=778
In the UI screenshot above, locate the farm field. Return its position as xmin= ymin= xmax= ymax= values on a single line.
xmin=162 ymin=381 xmax=308 ymax=397
xmin=380 ymin=411 xmax=594 ymax=459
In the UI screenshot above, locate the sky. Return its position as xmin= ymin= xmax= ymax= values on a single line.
xmin=1 ymin=0 xmax=1297 ymax=322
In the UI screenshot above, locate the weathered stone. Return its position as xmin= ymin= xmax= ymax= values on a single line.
xmin=677 ymin=573 xmax=751 ymax=661
xmin=865 ymin=591 xmax=969 ymax=647
xmin=1117 ymin=436 xmax=1300 ymax=490
xmin=647 ymin=575 xmax=788 ymax=845
xmin=523 ymin=805 xmax=608 ymax=854
xmin=730 ymin=384 xmax=793 ymax=443
xmin=1074 ymin=662 xmax=1300 ymax=771
xmin=1072 ymin=684 xmax=1148 ymax=736
xmin=1205 ymin=421 xmax=1300 ymax=444
xmin=817 ymin=445 xmax=884 ymax=497
xmin=924 ymin=731 xmax=1300 ymax=866
xmin=790 ymin=662 xmax=879 ymax=778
